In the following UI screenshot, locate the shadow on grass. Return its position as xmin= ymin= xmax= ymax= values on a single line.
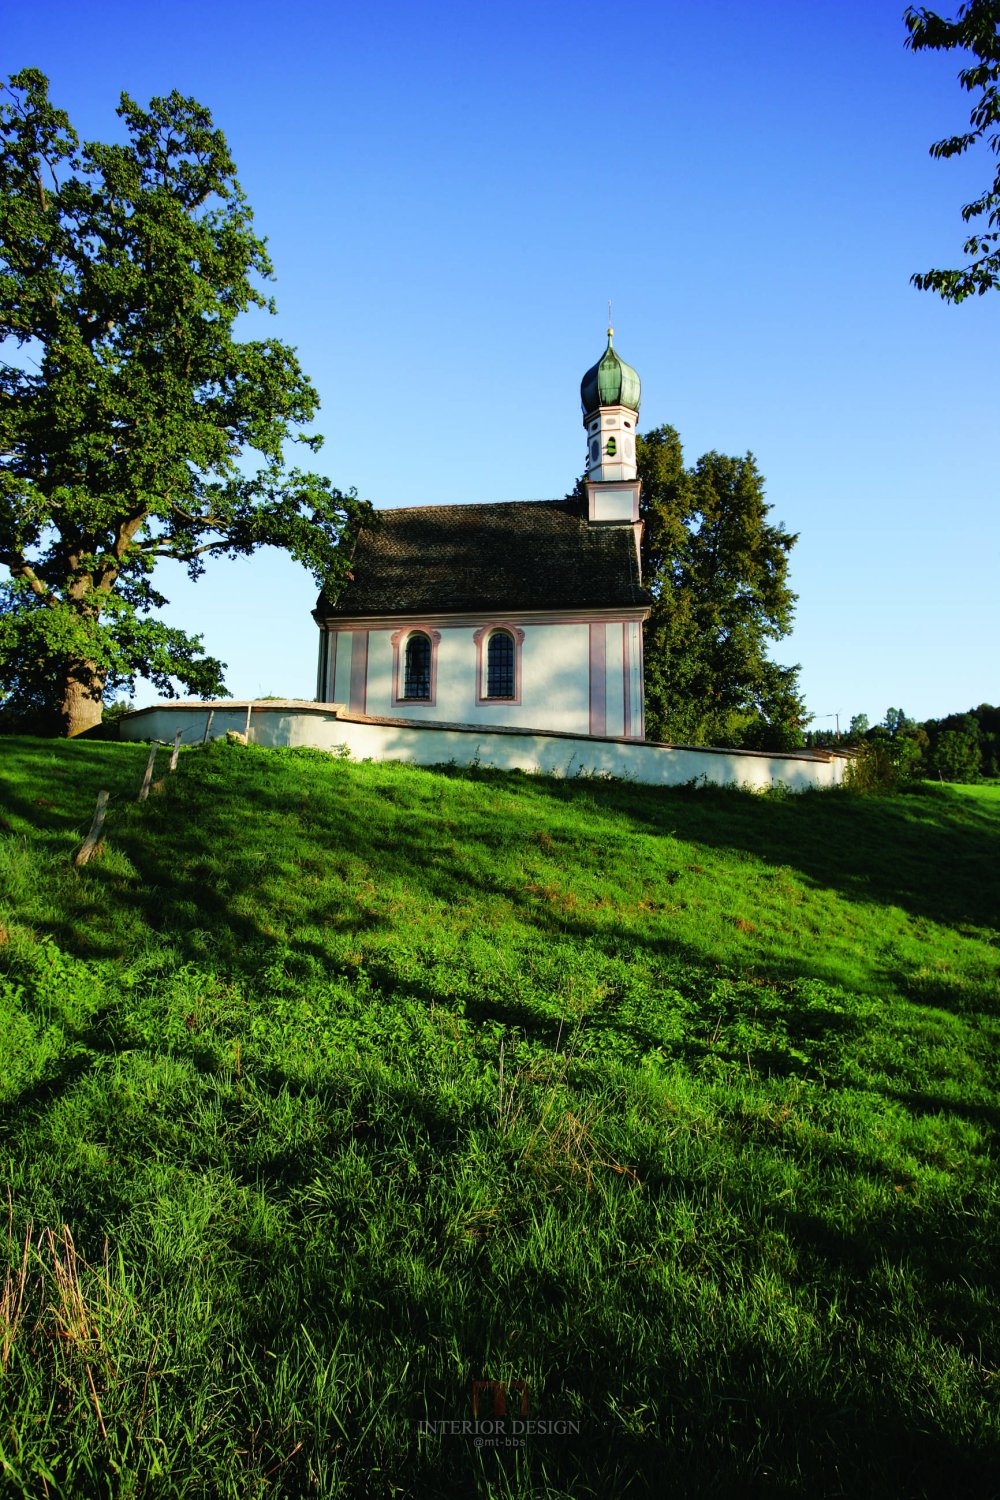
xmin=182 ymin=1059 xmax=1000 ymax=1496
xmin=14 ymin=747 xmax=991 ymax=1053
xmin=430 ymin=764 xmax=1000 ymax=934
xmin=0 ymin=736 xmax=153 ymax=845
xmin=5 ymin=739 xmax=999 ymax=941
xmin=5 ymin=744 xmax=1000 ymax=1496
xmin=4 ymin=1012 xmax=998 ymax=1492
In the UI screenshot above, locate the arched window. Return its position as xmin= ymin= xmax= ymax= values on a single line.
xmin=487 ymin=630 xmax=515 ymax=699
xmin=391 ymin=626 xmax=440 ymax=706
xmin=403 ymin=632 xmax=431 ymax=699
xmin=474 ymin=623 xmax=524 ymax=705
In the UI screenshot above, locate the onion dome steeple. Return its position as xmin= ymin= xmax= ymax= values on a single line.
xmin=580 ymin=327 xmax=641 ymax=418
xmin=581 ymin=326 xmax=641 ymax=487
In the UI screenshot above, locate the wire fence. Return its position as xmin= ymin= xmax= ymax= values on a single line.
xmin=73 ymin=728 xmax=185 ymax=867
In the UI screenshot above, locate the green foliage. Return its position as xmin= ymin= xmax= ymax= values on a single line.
xmin=977 ymin=701 xmax=1000 ymax=774
xmin=809 ymin=704 xmax=999 ymax=785
xmin=932 ymin=725 xmax=981 ymax=779
xmin=905 ymin=0 xmax=1000 ymax=300
xmin=924 ymin=705 xmax=997 ymax=781
xmin=100 ymin=699 xmax=133 ymax=722
xmin=636 ymin=425 xmax=804 ymax=746
xmin=736 ymin=713 xmax=806 ymax=752
xmin=853 ymin=707 xmax=926 ymax=788
xmin=844 ymin=738 xmax=907 ymax=792
xmin=0 ymin=70 xmax=370 ymax=735
xmin=2 ymin=739 xmax=999 ymax=1494
xmin=884 ymin=705 xmax=916 ymax=738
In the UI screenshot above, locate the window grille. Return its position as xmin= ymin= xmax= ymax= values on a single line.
xmin=487 ymin=631 xmax=515 ymax=699
xmin=404 ymin=633 xmax=431 ymax=699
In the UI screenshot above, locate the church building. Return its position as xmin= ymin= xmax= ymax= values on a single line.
xmin=313 ymin=331 xmax=652 ymax=740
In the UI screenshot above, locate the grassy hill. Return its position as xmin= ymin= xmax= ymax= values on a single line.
xmin=1 ymin=737 xmax=998 ymax=1498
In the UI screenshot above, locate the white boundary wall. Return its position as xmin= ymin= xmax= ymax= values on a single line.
xmin=119 ymin=701 xmax=850 ymax=792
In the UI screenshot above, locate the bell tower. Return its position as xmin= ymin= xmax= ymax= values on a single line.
xmin=580 ymin=327 xmax=642 ymax=524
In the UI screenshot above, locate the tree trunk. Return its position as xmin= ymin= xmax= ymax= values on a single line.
xmin=60 ymin=662 xmax=105 ymax=737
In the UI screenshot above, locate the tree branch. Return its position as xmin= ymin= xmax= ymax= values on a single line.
xmin=170 ymin=501 xmax=224 ymax=528
xmin=6 ymin=556 xmax=58 ymax=605
xmin=113 ymin=512 xmax=148 ymax=561
xmin=145 ymin=537 xmax=233 ymax=560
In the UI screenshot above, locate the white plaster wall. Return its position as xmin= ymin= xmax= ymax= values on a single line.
xmin=121 ymin=704 xmax=345 ymax=749
xmin=364 ymin=629 xmax=395 ymax=715
xmin=517 ymin=624 xmax=589 ymax=732
xmin=359 ymin=622 xmax=592 ymax=734
xmin=593 ymin=619 xmax=642 ymax=741
xmin=604 ymin=622 xmax=625 ymax=739
xmin=119 ymin=704 xmax=849 ymax=792
xmin=332 ymin=632 xmax=353 ymax=705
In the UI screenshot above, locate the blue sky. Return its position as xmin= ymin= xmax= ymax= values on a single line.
xmin=6 ymin=0 xmax=999 ymax=728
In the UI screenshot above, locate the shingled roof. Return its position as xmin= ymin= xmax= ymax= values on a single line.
xmin=315 ymin=498 xmax=651 ymax=619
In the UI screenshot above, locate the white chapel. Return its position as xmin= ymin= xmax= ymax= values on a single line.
xmin=313 ymin=331 xmax=652 ymax=740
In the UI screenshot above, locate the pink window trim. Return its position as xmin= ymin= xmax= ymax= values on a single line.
xmin=638 ymin=620 xmax=646 ymax=740
xmin=621 ymin=619 xmax=643 ymax=741
xmin=473 ymin=624 xmax=525 ymax=705
xmin=622 ymin=620 xmax=631 ymax=739
xmin=324 ymin=629 xmax=336 ymax=702
xmin=349 ymin=630 xmax=369 ymax=715
xmin=390 ymin=626 xmax=441 ymax=707
xmin=589 ymin=622 xmax=606 ymax=736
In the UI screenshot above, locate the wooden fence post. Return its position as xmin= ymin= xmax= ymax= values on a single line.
xmin=74 ymin=790 xmax=109 ymax=867
xmin=139 ymin=742 xmax=158 ymax=802
xmin=169 ymin=728 xmax=182 ymax=772
xmin=202 ymin=709 xmax=214 ymax=745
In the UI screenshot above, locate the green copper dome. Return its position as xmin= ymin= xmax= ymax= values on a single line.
xmin=580 ymin=328 xmax=641 ymax=416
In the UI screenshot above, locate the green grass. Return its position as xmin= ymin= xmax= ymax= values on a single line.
xmin=1 ymin=736 xmax=998 ymax=1498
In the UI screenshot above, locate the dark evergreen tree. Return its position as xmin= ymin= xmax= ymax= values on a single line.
xmin=636 ymin=425 xmax=804 ymax=747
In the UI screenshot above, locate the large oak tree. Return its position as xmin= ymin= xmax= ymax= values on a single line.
xmin=0 ymin=70 xmax=368 ymax=735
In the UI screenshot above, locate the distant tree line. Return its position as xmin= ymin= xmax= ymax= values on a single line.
xmin=805 ymin=704 xmax=1000 ymax=783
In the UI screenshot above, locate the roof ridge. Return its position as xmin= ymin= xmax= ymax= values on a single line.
xmin=373 ymin=498 xmax=566 ymax=515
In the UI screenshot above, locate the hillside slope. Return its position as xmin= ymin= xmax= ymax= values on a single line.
xmin=1 ymin=738 xmax=999 ymax=1498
